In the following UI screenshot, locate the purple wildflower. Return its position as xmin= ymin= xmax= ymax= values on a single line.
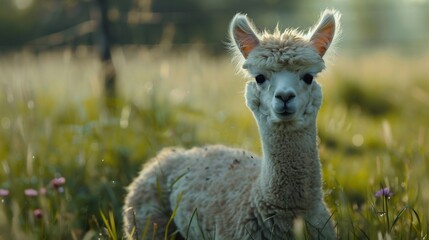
xmin=24 ymin=188 xmax=38 ymax=197
xmin=375 ymin=187 xmax=392 ymax=198
xmin=33 ymin=209 xmax=43 ymax=219
xmin=0 ymin=189 xmax=9 ymax=196
xmin=50 ymin=177 xmax=66 ymax=189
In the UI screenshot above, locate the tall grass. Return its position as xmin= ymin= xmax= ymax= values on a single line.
xmin=0 ymin=47 xmax=428 ymax=239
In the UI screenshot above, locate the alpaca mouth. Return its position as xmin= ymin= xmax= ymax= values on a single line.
xmin=272 ymin=100 xmax=296 ymax=121
xmin=274 ymin=110 xmax=296 ymax=121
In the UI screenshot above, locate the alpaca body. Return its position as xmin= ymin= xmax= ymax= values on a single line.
xmin=123 ymin=9 xmax=340 ymax=239
xmin=124 ymin=144 xmax=333 ymax=239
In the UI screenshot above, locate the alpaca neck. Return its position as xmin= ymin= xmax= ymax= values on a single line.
xmin=257 ymin=122 xmax=323 ymax=209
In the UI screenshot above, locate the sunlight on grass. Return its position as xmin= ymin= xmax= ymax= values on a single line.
xmin=0 ymin=48 xmax=428 ymax=238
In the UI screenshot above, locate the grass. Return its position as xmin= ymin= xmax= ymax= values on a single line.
xmin=0 ymin=47 xmax=428 ymax=239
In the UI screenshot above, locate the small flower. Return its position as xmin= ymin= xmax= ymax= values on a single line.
xmin=50 ymin=177 xmax=66 ymax=189
xmin=0 ymin=189 xmax=9 ymax=196
xmin=24 ymin=188 xmax=38 ymax=197
xmin=375 ymin=187 xmax=392 ymax=198
xmin=33 ymin=208 xmax=43 ymax=219
xmin=39 ymin=187 xmax=47 ymax=195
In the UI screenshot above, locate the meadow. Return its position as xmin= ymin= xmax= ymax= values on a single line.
xmin=0 ymin=47 xmax=428 ymax=239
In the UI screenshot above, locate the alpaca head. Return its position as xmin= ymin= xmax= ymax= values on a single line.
xmin=230 ymin=10 xmax=340 ymax=130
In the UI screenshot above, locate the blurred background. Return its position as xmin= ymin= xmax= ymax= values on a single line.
xmin=1 ymin=0 xmax=428 ymax=54
xmin=1 ymin=0 xmax=429 ymax=239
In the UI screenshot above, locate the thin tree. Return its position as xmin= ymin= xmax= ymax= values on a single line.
xmin=94 ymin=0 xmax=116 ymax=106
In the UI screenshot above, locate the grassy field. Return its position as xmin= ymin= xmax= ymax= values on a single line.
xmin=0 ymin=47 xmax=428 ymax=239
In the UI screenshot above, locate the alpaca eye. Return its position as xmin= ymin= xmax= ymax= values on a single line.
xmin=302 ymin=73 xmax=313 ymax=85
xmin=255 ymin=74 xmax=266 ymax=84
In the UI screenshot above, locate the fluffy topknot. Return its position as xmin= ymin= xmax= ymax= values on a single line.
xmin=229 ymin=9 xmax=341 ymax=74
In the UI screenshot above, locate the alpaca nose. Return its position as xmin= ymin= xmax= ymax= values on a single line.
xmin=275 ymin=91 xmax=296 ymax=104
xmin=273 ymin=90 xmax=296 ymax=114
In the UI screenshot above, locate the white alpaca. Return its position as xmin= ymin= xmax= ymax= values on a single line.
xmin=123 ymin=10 xmax=340 ymax=239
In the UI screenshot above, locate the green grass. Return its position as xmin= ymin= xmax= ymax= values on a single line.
xmin=0 ymin=47 xmax=428 ymax=239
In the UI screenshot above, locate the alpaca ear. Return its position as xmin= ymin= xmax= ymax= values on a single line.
xmin=230 ymin=14 xmax=260 ymax=59
xmin=309 ymin=10 xmax=340 ymax=57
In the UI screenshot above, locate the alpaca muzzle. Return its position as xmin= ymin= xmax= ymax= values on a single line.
xmin=273 ymin=90 xmax=297 ymax=117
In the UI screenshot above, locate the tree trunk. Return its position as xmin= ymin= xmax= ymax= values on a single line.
xmin=94 ymin=0 xmax=116 ymax=107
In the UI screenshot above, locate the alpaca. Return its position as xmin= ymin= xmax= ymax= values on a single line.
xmin=123 ymin=9 xmax=340 ymax=239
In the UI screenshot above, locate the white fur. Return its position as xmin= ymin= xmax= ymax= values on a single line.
xmin=123 ymin=10 xmax=340 ymax=239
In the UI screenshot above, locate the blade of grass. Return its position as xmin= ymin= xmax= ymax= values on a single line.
xmin=170 ymin=172 xmax=188 ymax=190
xmin=358 ymin=228 xmax=370 ymax=240
xmin=195 ymin=210 xmax=207 ymax=240
xmin=390 ymin=206 xmax=422 ymax=233
xmin=100 ymin=210 xmax=118 ymax=240
xmin=186 ymin=208 xmax=198 ymax=239
xmin=184 ymin=208 xmax=207 ymax=240
xmin=409 ymin=207 xmax=422 ymax=233
xmin=391 ymin=206 xmax=408 ymax=231
xmin=384 ymin=195 xmax=390 ymax=232
xmin=164 ymin=192 xmax=183 ymax=240
xmin=322 ymin=209 xmax=336 ymax=231
xmin=109 ymin=210 xmax=117 ymax=238
xmin=128 ymin=227 xmax=136 ymax=240
xmin=152 ymin=223 xmax=158 ymax=240
xmin=140 ymin=217 xmax=152 ymax=240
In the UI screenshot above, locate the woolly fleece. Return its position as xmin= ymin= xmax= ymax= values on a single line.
xmin=123 ymin=9 xmax=340 ymax=240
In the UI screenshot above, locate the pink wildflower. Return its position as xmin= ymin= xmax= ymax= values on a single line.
xmin=50 ymin=177 xmax=66 ymax=189
xmin=39 ymin=187 xmax=47 ymax=195
xmin=24 ymin=188 xmax=38 ymax=197
xmin=0 ymin=189 xmax=9 ymax=196
xmin=33 ymin=208 xmax=43 ymax=219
